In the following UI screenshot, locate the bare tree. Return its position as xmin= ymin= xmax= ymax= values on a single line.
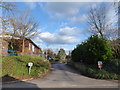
xmin=87 ymin=3 xmax=117 ymax=39
xmin=0 ymin=1 xmax=16 ymax=33
xmin=0 ymin=1 xmax=15 ymax=11
xmin=10 ymin=10 xmax=39 ymax=53
xmin=113 ymin=1 xmax=120 ymax=15
xmin=110 ymin=38 xmax=120 ymax=59
xmin=114 ymin=1 xmax=120 ymax=39
xmin=0 ymin=2 xmax=16 ymax=51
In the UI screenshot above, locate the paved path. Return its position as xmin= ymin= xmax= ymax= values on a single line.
xmin=2 ymin=63 xmax=119 ymax=88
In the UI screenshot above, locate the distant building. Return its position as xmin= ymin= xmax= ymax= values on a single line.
xmin=0 ymin=34 xmax=41 ymax=56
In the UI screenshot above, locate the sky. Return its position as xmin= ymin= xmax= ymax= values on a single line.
xmin=13 ymin=2 xmax=115 ymax=54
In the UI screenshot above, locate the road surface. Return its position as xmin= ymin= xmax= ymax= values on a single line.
xmin=2 ymin=63 xmax=119 ymax=88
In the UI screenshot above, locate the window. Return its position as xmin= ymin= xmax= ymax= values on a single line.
xmin=32 ymin=45 xmax=34 ymax=52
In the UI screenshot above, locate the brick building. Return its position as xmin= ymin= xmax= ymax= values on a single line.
xmin=0 ymin=34 xmax=41 ymax=56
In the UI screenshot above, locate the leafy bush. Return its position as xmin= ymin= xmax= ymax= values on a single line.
xmin=71 ymin=62 xmax=119 ymax=80
xmin=72 ymin=35 xmax=113 ymax=64
xmin=104 ymin=59 xmax=120 ymax=74
xmin=53 ymin=58 xmax=59 ymax=61
xmin=57 ymin=48 xmax=66 ymax=61
xmin=73 ymin=62 xmax=87 ymax=74
xmin=94 ymin=70 xmax=118 ymax=79
xmin=71 ymin=47 xmax=81 ymax=62
xmin=86 ymin=35 xmax=113 ymax=64
xmin=1 ymin=55 xmax=51 ymax=79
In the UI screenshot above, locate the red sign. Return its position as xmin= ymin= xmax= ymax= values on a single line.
xmin=98 ymin=61 xmax=103 ymax=69
xmin=98 ymin=64 xmax=102 ymax=68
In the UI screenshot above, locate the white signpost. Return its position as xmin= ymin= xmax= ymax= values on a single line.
xmin=98 ymin=61 xmax=102 ymax=70
xmin=28 ymin=62 xmax=33 ymax=75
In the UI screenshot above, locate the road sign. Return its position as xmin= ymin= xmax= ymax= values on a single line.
xmin=28 ymin=62 xmax=33 ymax=67
xmin=28 ymin=62 xmax=33 ymax=74
xmin=98 ymin=61 xmax=102 ymax=69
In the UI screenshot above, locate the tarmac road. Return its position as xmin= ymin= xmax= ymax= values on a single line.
xmin=2 ymin=63 xmax=119 ymax=88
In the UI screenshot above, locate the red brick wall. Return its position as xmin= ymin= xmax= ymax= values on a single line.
xmin=17 ymin=39 xmax=40 ymax=55
xmin=34 ymin=47 xmax=40 ymax=54
xmin=14 ymin=39 xmax=32 ymax=55
xmin=14 ymin=39 xmax=22 ymax=52
xmin=0 ymin=39 xmax=9 ymax=56
xmin=0 ymin=38 xmax=40 ymax=56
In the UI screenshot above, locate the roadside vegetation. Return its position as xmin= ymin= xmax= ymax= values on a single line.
xmin=68 ymin=3 xmax=119 ymax=80
xmin=70 ymin=59 xmax=119 ymax=80
xmin=45 ymin=48 xmax=67 ymax=64
xmin=70 ymin=35 xmax=120 ymax=80
xmin=1 ymin=55 xmax=51 ymax=80
xmin=57 ymin=49 xmax=66 ymax=62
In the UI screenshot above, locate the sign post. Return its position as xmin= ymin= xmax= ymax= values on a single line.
xmin=28 ymin=62 xmax=33 ymax=75
xmin=98 ymin=61 xmax=102 ymax=70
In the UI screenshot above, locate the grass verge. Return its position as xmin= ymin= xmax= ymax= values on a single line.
xmin=1 ymin=54 xmax=51 ymax=81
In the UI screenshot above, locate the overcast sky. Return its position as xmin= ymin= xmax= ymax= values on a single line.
xmin=14 ymin=2 xmax=115 ymax=54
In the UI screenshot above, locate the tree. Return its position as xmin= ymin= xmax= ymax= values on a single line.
xmin=46 ymin=48 xmax=54 ymax=59
xmin=86 ymin=35 xmax=113 ymax=64
xmin=0 ymin=2 xmax=17 ymax=51
xmin=108 ymin=2 xmax=120 ymax=59
xmin=0 ymin=2 xmax=16 ymax=33
xmin=113 ymin=1 xmax=120 ymax=16
xmin=57 ymin=48 xmax=66 ymax=61
xmin=72 ymin=42 xmax=87 ymax=62
xmin=110 ymin=38 xmax=120 ymax=59
xmin=66 ymin=51 xmax=72 ymax=61
xmin=72 ymin=35 xmax=113 ymax=64
xmin=0 ymin=1 xmax=15 ymax=11
xmin=71 ymin=48 xmax=80 ymax=62
xmin=87 ymin=3 xmax=117 ymax=39
xmin=9 ymin=10 xmax=39 ymax=53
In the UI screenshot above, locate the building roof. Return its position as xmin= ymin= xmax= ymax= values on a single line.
xmin=0 ymin=33 xmax=41 ymax=49
xmin=26 ymin=38 xmax=40 ymax=49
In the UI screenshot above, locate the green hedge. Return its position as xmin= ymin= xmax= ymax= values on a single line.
xmin=72 ymin=61 xmax=119 ymax=80
xmin=1 ymin=55 xmax=51 ymax=79
xmin=72 ymin=35 xmax=113 ymax=64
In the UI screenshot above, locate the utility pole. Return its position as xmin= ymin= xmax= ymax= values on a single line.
xmin=46 ymin=44 xmax=48 ymax=59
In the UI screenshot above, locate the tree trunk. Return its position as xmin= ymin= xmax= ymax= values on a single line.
xmin=22 ymin=39 xmax=25 ymax=53
xmin=99 ymin=31 xmax=104 ymax=39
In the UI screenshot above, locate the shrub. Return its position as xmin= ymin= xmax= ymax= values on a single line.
xmin=72 ymin=62 xmax=119 ymax=80
xmin=71 ymin=48 xmax=80 ymax=62
xmin=2 ymin=55 xmax=51 ymax=79
xmin=86 ymin=35 xmax=113 ymax=64
xmin=57 ymin=48 xmax=66 ymax=61
xmin=104 ymin=59 xmax=120 ymax=74
xmin=74 ymin=62 xmax=87 ymax=74
xmin=72 ymin=35 xmax=113 ymax=64
xmin=53 ymin=58 xmax=59 ymax=61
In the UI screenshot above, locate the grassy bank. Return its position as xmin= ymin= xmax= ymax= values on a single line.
xmin=1 ymin=55 xmax=51 ymax=80
xmin=69 ymin=59 xmax=119 ymax=80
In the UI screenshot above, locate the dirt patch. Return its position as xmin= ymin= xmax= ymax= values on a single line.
xmin=2 ymin=75 xmax=20 ymax=82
